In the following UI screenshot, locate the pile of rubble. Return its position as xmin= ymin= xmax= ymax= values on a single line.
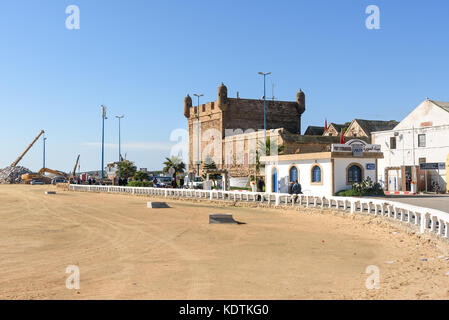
xmin=0 ymin=166 xmax=33 ymax=184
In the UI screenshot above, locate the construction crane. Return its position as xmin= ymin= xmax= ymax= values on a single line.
xmin=11 ymin=130 xmax=45 ymax=167
xmin=69 ymin=155 xmax=80 ymax=183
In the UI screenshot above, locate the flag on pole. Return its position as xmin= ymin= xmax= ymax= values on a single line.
xmin=325 ymin=119 xmax=328 ymax=131
xmin=339 ymin=128 xmax=345 ymax=144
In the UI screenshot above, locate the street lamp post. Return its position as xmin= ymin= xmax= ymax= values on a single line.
xmin=258 ymin=72 xmax=271 ymax=142
xmin=193 ymin=93 xmax=203 ymax=177
xmin=115 ymin=115 xmax=124 ymax=179
xmin=101 ymin=105 xmax=108 ymax=180
xmin=43 ymin=134 xmax=47 ymax=169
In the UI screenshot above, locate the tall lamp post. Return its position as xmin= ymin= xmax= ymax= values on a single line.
xmin=258 ymin=72 xmax=271 ymax=142
xmin=193 ymin=93 xmax=203 ymax=176
xmin=101 ymin=105 xmax=108 ymax=179
xmin=115 ymin=115 xmax=124 ymax=179
xmin=43 ymin=134 xmax=47 ymax=169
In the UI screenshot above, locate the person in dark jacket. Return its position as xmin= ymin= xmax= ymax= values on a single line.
xmin=288 ymin=181 xmax=294 ymax=195
xmin=256 ymin=178 xmax=265 ymax=201
xmin=291 ymin=180 xmax=302 ymax=203
xmin=257 ymin=178 xmax=265 ymax=192
xmin=292 ymin=180 xmax=302 ymax=194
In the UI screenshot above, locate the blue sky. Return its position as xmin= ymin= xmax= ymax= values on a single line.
xmin=1 ymin=0 xmax=448 ymax=172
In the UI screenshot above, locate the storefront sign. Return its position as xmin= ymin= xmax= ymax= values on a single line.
xmin=352 ymin=145 xmax=364 ymax=157
xmin=331 ymin=143 xmax=381 ymax=154
xmin=419 ymin=162 xmax=446 ymax=170
xmin=331 ymin=144 xmax=352 ymax=152
xmin=366 ymin=163 xmax=376 ymax=170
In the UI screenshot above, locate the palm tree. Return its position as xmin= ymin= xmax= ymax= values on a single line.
xmin=162 ymin=156 xmax=186 ymax=176
xmin=202 ymin=155 xmax=219 ymax=187
xmin=255 ymin=137 xmax=284 ymax=179
xmin=134 ymin=170 xmax=149 ymax=181
xmin=257 ymin=137 xmax=285 ymax=156
xmin=116 ymin=160 xmax=137 ymax=180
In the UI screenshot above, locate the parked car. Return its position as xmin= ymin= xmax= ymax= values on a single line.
xmin=52 ymin=178 xmax=67 ymax=185
xmin=188 ymin=176 xmax=203 ymax=189
xmin=30 ymin=180 xmax=44 ymax=185
xmin=154 ymin=176 xmax=172 ymax=188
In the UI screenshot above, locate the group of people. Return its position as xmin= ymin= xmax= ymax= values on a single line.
xmin=117 ymin=177 xmax=128 ymax=186
xmin=152 ymin=176 xmax=185 ymax=189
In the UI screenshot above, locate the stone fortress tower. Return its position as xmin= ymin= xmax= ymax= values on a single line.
xmin=184 ymin=83 xmax=307 ymax=176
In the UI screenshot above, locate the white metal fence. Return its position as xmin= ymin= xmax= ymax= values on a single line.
xmin=69 ymin=184 xmax=449 ymax=239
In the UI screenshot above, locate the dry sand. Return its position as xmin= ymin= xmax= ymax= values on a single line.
xmin=0 ymin=185 xmax=448 ymax=300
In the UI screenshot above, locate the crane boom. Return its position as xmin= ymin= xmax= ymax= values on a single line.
xmin=37 ymin=168 xmax=69 ymax=178
xmin=72 ymin=155 xmax=80 ymax=178
xmin=11 ymin=130 xmax=45 ymax=167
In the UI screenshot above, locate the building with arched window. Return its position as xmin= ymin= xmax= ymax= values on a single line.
xmin=289 ymin=165 xmax=299 ymax=183
xmin=347 ymin=163 xmax=363 ymax=184
xmin=261 ymin=140 xmax=383 ymax=196
xmin=311 ymin=165 xmax=322 ymax=183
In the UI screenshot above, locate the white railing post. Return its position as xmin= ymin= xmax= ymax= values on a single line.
xmin=420 ymin=213 xmax=427 ymax=234
xmin=439 ymin=219 xmax=445 ymax=236
xmin=275 ymin=194 xmax=280 ymax=206
xmin=431 ymin=216 xmax=436 ymax=232
xmin=445 ymin=222 xmax=449 ymax=238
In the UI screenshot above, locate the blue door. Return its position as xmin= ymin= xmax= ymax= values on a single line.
xmin=272 ymin=168 xmax=278 ymax=192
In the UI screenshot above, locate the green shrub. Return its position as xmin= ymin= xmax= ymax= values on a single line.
xmin=336 ymin=177 xmax=384 ymax=197
xmin=127 ymin=181 xmax=153 ymax=188
xmin=230 ymin=186 xmax=252 ymax=191
xmin=336 ymin=189 xmax=363 ymax=197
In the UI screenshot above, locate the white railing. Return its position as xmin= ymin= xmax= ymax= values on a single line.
xmin=69 ymin=184 xmax=449 ymax=239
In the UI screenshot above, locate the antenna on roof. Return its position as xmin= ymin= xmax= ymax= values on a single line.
xmin=271 ymin=82 xmax=276 ymax=101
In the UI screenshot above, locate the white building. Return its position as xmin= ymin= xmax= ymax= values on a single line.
xmin=261 ymin=139 xmax=383 ymax=196
xmin=372 ymin=99 xmax=449 ymax=194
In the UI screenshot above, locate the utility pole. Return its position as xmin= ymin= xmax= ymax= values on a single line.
xmin=101 ymin=105 xmax=108 ymax=179
xmin=115 ymin=115 xmax=124 ymax=179
xmin=193 ymin=93 xmax=204 ymax=177
xmin=258 ymin=72 xmax=271 ymax=142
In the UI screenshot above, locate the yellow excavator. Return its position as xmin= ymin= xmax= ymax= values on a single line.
xmin=22 ymin=168 xmax=69 ymax=184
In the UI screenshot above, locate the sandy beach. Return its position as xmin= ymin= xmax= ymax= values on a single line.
xmin=0 ymin=185 xmax=448 ymax=300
